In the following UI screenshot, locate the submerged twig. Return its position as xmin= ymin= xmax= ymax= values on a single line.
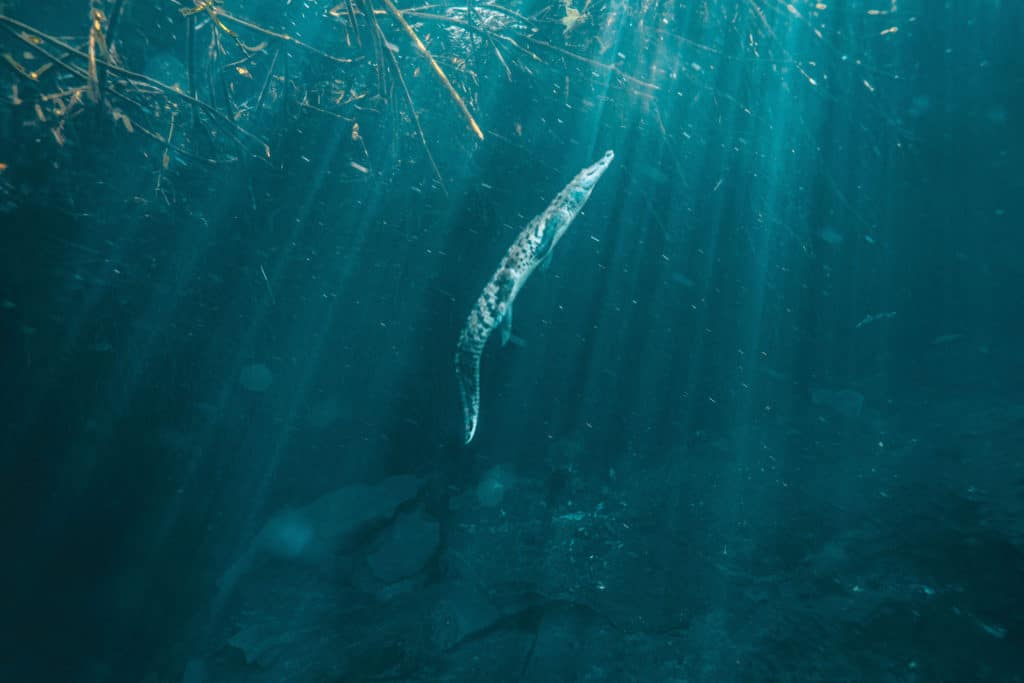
xmin=1 ymin=22 xmax=217 ymax=166
xmin=254 ymin=48 xmax=279 ymax=115
xmin=398 ymin=11 xmax=539 ymax=63
xmin=86 ymin=1 xmax=107 ymax=103
xmin=214 ymin=9 xmax=356 ymax=64
xmin=521 ymin=36 xmax=659 ymax=90
xmin=0 ymin=14 xmax=270 ymax=157
xmin=465 ymin=2 xmax=513 ymax=81
xmin=483 ymin=26 xmax=513 ymax=81
xmin=345 ymin=0 xmax=363 ymax=47
xmin=367 ymin=5 xmax=445 ymax=192
xmin=185 ymin=11 xmax=199 ymax=127
xmin=155 ymin=110 xmax=177 ymax=196
xmin=96 ymin=0 xmax=127 ymax=94
xmin=377 ymin=0 xmax=485 ymax=141
xmin=364 ymin=0 xmax=386 ymax=98
xmin=397 ymin=8 xmax=657 ymax=90
xmin=0 ymin=26 xmax=81 ymax=85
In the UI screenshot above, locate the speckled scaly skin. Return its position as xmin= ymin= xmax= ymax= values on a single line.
xmin=456 ymin=150 xmax=615 ymax=444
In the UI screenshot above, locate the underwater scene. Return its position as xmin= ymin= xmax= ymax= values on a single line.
xmin=1 ymin=0 xmax=1021 ymax=681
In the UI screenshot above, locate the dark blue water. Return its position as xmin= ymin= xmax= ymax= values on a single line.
xmin=1 ymin=1 xmax=1021 ymax=681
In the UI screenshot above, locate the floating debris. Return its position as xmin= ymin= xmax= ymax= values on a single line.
xmin=977 ymin=620 xmax=1007 ymax=639
xmin=855 ymin=311 xmax=896 ymax=329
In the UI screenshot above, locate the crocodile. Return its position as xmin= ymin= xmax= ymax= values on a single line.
xmin=455 ymin=150 xmax=615 ymax=444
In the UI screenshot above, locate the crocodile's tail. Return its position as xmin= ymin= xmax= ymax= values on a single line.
xmin=455 ymin=340 xmax=482 ymax=444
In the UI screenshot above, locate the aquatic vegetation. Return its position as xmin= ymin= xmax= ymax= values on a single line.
xmin=0 ymin=0 xmax=903 ymax=204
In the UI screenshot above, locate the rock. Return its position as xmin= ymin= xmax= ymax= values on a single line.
xmin=217 ymin=475 xmax=425 ymax=593
xmin=367 ymin=510 xmax=440 ymax=583
xmin=228 ymin=621 xmax=287 ymax=667
xmin=427 ymin=581 xmax=545 ymax=651
xmin=257 ymin=474 xmax=424 ymax=561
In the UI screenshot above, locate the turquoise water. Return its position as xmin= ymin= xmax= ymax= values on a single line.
xmin=1 ymin=1 xmax=1021 ymax=680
